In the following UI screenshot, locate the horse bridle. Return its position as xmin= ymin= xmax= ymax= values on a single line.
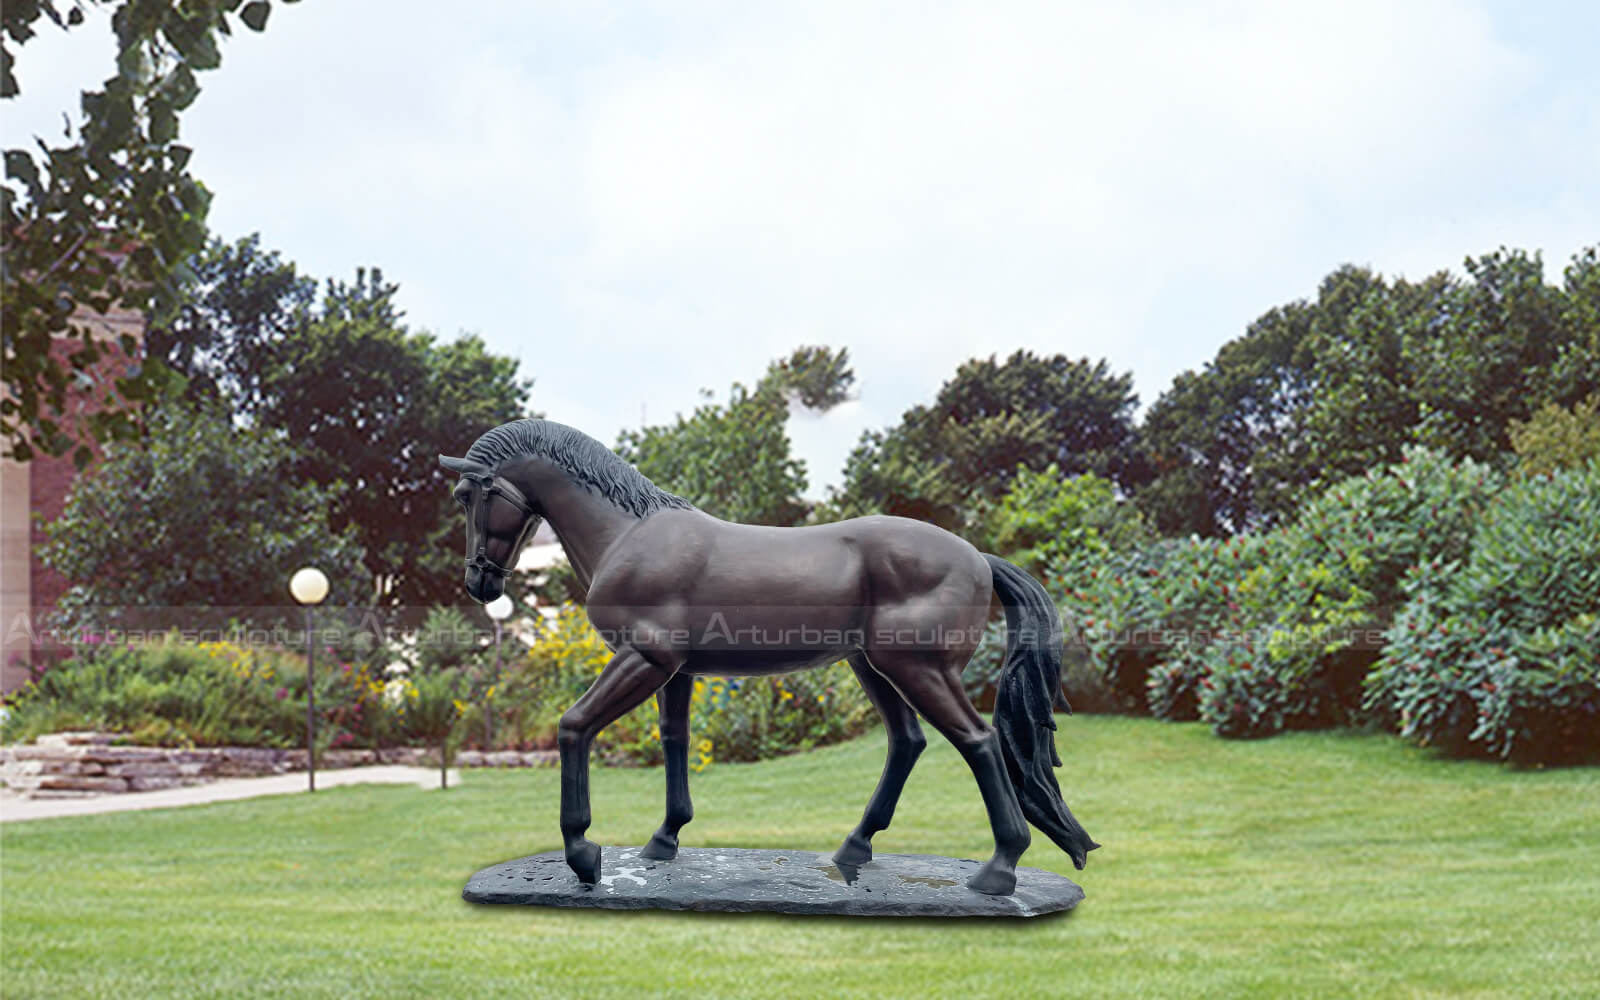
xmin=457 ymin=471 xmax=539 ymax=577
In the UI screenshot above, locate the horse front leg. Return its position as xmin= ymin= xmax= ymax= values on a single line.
xmin=640 ymin=671 xmax=695 ymax=860
xmin=558 ymin=645 xmax=676 ymax=883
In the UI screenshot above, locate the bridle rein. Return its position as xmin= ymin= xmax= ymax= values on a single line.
xmin=457 ymin=470 xmax=539 ymax=578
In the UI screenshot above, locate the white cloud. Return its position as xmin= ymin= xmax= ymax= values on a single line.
xmin=6 ymin=0 xmax=1595 ymax=497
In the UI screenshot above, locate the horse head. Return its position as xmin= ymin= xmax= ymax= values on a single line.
xmin=439 ymin=453 xmax=541 ymax=603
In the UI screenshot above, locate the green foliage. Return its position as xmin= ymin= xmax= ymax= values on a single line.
xmin=408 ymin=606 xmax=487 ymax=677
xmin=1063 ymin=448 xmax=1513 ymax=745
xmin=764 ymin=344 xmax=856 ymax=410
xmin=0 ymin=637 xmax=359 ymax=749
xmin=1508 ymin=394 xmax=1600 ymax=477
xmin=1191 ymin=448 xmax=1501 ymax=737
xmin=1137 ymin=295 xmax=1317 ymax=536
xmin=40 ymin=404 xmax=368 ymax=631
xmin=1058 ymin=535 xmax=1273 ymax=715
xmin=145 ymin=234 xmax=317 ymax=411
xmin=1064 ymin=448 xmax=1599 ymax=763
xmin=1408 ymin=248 xmax=1570 ymax=459
xmin=2 ymin=0 xmax=286 ymax=463
xmin=619 ymin=381 xmax=807 ymax=525
xmin=617 ymin=347 xmax=853 ymax=526
xmin=1137 ymin=247 xmax=1598 ymax=536
xmin=986 ymin=465 xmax=1150 ymax=575
xmin=830 ymin=351 xmax=1142 ymax=535
xmin=1294 ymin=269 xmax=1445 ymax=493
xmin=1550 ymin=246 xmax=1600 ymax=404
xmin=1365 ymin=460 xmax=1600 ymax=763
xmin=405 ymin=668 xmax=468 ymax=783
xmin=258 ymin=267 xmax=531 ymax=607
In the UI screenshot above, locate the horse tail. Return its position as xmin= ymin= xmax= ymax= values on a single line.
xmin=982 ymin=552 xmax=1100 ymax=870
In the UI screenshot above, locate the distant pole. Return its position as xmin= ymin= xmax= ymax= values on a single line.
xmin=290 ymin=568 xmax=330 ymax=794
xmin=305 ymin=606 xmax=316 ymax=792
xmin=485 ymin=595 xmax=514 ymax=751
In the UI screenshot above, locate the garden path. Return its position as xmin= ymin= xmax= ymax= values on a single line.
xmin=0 ymin=765 xmax=457 ymax=823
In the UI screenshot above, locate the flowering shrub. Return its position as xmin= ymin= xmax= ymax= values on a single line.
xmin=1365 ymin=460 xmax=1600 ymax=763
xmin=1056 ymin=534 xmax=1272 ymax=716
xmin=0 ymin=633 xmax=410 ymax=750
xmin=3 ymin=637 xmax=307 ymax=747
xmin=1054 ymin=448 xmax=1515 ymax=742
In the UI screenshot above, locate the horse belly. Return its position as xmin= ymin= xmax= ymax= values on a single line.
xmin=681 ymin=598 xmax=864 ymax=676
xmin=684 ymin=648 xmax=853 ymax=677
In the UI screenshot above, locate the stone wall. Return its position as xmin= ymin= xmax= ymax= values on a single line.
xmin=1 ymin=731 xmax=556 ymax=798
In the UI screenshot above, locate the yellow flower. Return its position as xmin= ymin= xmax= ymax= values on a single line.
xmin=698 ymin=738 xmax=712 ymax=752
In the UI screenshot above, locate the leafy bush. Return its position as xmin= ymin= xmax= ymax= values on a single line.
xmin=1055 ymin=447 xmax=1505 ymax=741
xmin=986 ymin=465 xmax=1151 ymax=576
xmin=1509 ymin=394 xmax=1600 ymax=476
xmin=1057 ymin=534 xmax=1271 ymax=715
xmin=1365 ymin=460 xmax=1600 ymax=763
xmin=1 ymin=635 xmax=400 ymax=750
xmin=1189 ymin=448 xmax=1502 ymax=737
xmin=406 ymin=668 xmax=468 ymax=785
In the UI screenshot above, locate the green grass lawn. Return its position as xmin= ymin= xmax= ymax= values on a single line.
xmin=3 ymin=716 xmax=1597 ymax=999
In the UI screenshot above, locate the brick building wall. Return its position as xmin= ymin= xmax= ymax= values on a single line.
xmin=2 ymin=306 xmax=144 ymax=692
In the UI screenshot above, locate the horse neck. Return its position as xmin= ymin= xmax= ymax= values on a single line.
xmin=511 ymin=460 xmax=638 ymax=590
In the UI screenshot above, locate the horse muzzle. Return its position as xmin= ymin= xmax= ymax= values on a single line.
xmin=465 ymin=554 xmax=508 ymax=604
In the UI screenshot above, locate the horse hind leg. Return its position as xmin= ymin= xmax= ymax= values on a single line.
xmin=868 ymin=651 xmax=1030 ymax=896
xmin=641 ymin=672 xmax=695 ymax=861
xmin=835 ymin=653 xmax=927 ymax=867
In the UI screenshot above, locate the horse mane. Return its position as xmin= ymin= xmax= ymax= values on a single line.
xmin=464 ymin=419 xmax=698 ymax=518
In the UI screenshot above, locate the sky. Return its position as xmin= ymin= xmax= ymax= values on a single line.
xmin=8 ymin=0 xmax=1598 ymax=498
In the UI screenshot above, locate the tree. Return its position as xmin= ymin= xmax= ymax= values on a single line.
xmin=1137 ymin=248 xmax=1599 ymax=537
xmin=1408 ymin=248 xmax=1570 ymax=459
xmin=145 ymin=233 xmax=316 ymax=412
xmin=258 ymin=271 xmax=531 ymax=608
xmin=41 ymin=403 xmax=367 ymax=629
xmin=3 ymin=0 xmax=288 ymax=465
xmin=1137 ymin=301 xmax=1315 ymax=537
xmin=831 ymin=351 xmax=1142 ymax=536
xmin=1293 ymin=269 xmax=1447 ymax=490
xmin=1548 ymin=246 xmax=1599 ymax=410
xmin=130 ymin=236 xmax=534 ymax=607
xmin=616 ymin=347 xmax=854 ymax=526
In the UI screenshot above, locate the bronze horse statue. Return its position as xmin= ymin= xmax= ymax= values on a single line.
xmin=441 ymin=419 xmax=1097 ymax=896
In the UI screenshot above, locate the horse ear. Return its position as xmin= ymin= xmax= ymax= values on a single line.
xmin=439 ymin=455 xmax=486 ymax=475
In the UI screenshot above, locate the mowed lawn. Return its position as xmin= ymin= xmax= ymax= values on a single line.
xmin=3 ymin=716 xmax=1596 ymax=999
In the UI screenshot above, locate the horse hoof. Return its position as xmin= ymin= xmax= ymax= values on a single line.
xmin=833 ymin=832 xmax=873 ymax=867
xmin=966 ymin=862 xmax=1017 ymax=896
xmin=567 ymin=840 xmax=602 ymax=884
xmin=639 ymin=831 xmax=679 ymax=861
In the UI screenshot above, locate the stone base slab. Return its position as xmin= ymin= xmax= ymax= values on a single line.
xmin=463 ymin=846 xmax=1085 ymax=918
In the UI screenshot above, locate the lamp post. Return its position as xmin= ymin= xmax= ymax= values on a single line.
xmin=484 ymin=594 xmax=513 ymax=750
xmin=290 ymin=567 xmax=329 ymax=792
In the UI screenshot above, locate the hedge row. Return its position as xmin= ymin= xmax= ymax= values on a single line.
xmin=1053 ymin=450 xmax=1599 ymax=763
